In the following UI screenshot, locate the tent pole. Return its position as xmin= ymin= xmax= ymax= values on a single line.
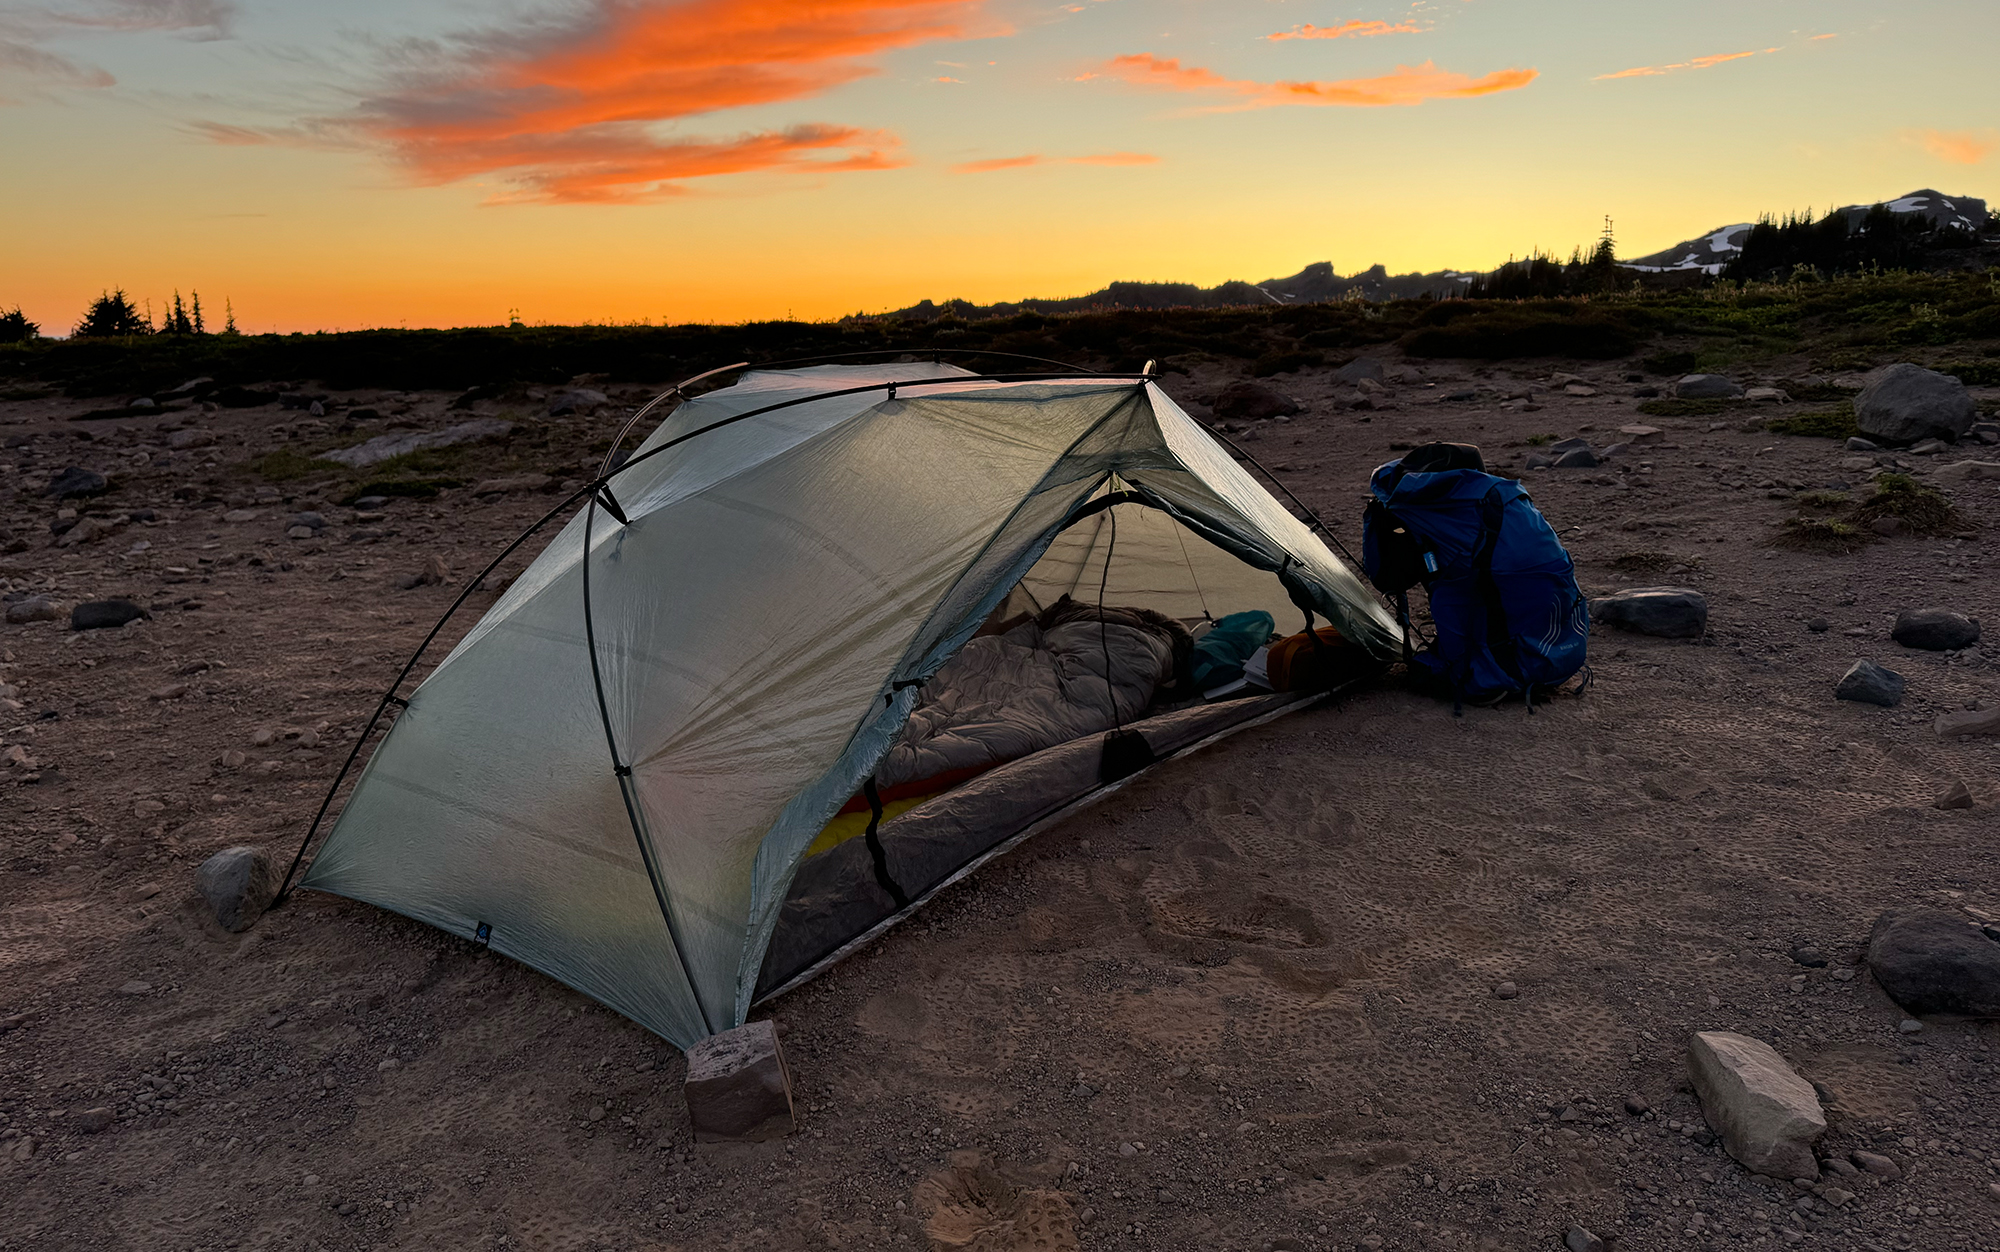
xmin=578 ymin=493 xmax=719 ymax=1038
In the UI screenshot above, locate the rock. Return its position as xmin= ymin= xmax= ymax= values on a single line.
xmin=73 ymin=1107 xmax=114 ymax=1134
xmin=45 ymin=466 xmax=108 ymax=499
xmin=1211 ymin=382 xmax=1299 ymax=422
xmin=1845 ymin=437 xmax=1879 ymax=452
xmin=1563 ymin=1225 xmax=1606 ymax=1252
xmin=1806 ymin=617 xmax=1829 ymax=632
xmin=6 ymin=597 xmax=59 ymax=625
xmin=1935 ymin=706 xmax=2000 ymax=737
xmin=1745 ymin=387 xmax=1790 ymax=404
xmin=1676 ymin=374 xmax=1744 ymax=400
xmin=70 ymin=599 xmax=149 ymax=631
xmin=166 ymin=429 xmax=215 ymax=450
xmin=1790 ymin=947 xmax=1828 ymax=968
xmin=1563 ymin=384 xmax=1598 ymax=397
xmin=128 ymin=396 xmax=157 ymax=412
xmin=1866 ymin=908 xmax=2000 ymax=1018
xmin=1933 ymin=459 xmax=2000 ymax=484
xmin=116 ymin=980 xmax=152 ymax=995
xmin=1591 ymin=587 xmax=1707 ymax=639
xmin=1524 ymin=452 xmax=1555 ymax=470
xmin=1908 ymin=438 xmax=1948 ymax=455
xmin=57 ymin=516 xmax=120 ymax=548
xmin=1833 ymin=660 xmax=1904 ymax=708
xmin=1855 ymin=363 xmax=1977 ymax=444
xmin=1850 ymin=1149 xmax=1901 ymax=1178
xmin=683 ymin=1019 xmax=795 ymax=1142
xmin=287 ymin=511 xmax=326 ymax=532
xmin=1686 ymin=1031 xmax=1826 ymax=1180
xmin=1492 ymin=981 xmax=1518 ymax=1000
xmin=1897 ymin=1017 xmax=1923 ymax=1033
xmin=1552 ymin=447 xmax=1599 ymax=469
xmin=471 ymin=473 xmax=553 ymax=495
xmin=222 ymin=509 xmax=261 ymax=524
xmin=398 ymin=554 xmax=449 ymax=590
xmin=1891 ymin=608 xmax=1980 ymax=651
xmin=1934 ymin=780 xmax=1974 ymax=809
xmin=286 ymin=526 xmax=315 ymax=540
xmin=320 ymin=418 xmax=514 ymax=469
xmin=1624 ymin=1093 xmax=1650 ymax=1115
xmin=1333 ymin=357 xmax=1385 ymax=384
xmin=195 ymin=845 xmax=279 ymax=932
xmin=547 ymin=388 xmax=610 ymax=416
xmin=1618 ymin=424 xmax=1664 ymax=443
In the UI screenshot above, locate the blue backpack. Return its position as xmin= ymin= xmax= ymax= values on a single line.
xmin=1361 ymin=443 xmax=1589 ymax=711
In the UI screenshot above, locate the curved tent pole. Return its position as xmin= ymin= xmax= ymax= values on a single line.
xmin=273 ymin=369 xmax=1155 ymax=903
xmin=577 ymin=494 xmax=719 ymax=1036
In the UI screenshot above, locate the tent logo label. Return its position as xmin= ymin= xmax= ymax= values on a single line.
xmin=475 ymin=921 xmax=492 ymax=945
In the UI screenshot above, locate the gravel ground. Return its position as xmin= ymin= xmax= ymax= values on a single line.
xmin=1 ymin=355 xmax=1998 ymax=1252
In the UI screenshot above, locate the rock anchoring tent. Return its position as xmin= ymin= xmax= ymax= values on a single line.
xmin=295 ymin=362 xmax=1400 ymax=1047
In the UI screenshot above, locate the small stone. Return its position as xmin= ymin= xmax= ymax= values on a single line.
xmin=1897 ymin=1018 xmax=1923 ymax=1034
xmin=683 ymin=1019 xmax=794 ymax=1142
xmin=1805 ymin=617 xmax=1828 ymax=632
xmin=1833 ymin=660 xmax=1904 ymax=708
xmin=219 ymin=749 xmax=246 ymax=768
xmin=1822 ymin=1156 xmax=1858 ymax=1177
xmin=398 ymin=554 xmax=449 ymax=590
xmin=1552 ymin=447 xmax=1599 ymax=469
xmin=1933 ymin=780 xmax=1974 ymax=810
xmin=1211 ymin=382 xmax=1300 ymax=422
xmin=377 ymin=1057 xmax=400 ymax=1072
xmin=1845 ymin=436 xmax=1879 ymax=451
xmin=148 ymin=683 xmax=189 ymax=701
xmin=5 ymin=597 xmax=60 ymax=625
xmin=195 ymin=845 xmax=279 ymax=932
xmin=1492 ymin=981 xmax=1518 ymax=1000
xmin=44 ymin=466 xmax=108 ymax=500
xmin=304 ymin=1173 xmax=321 ymax=1185
xmin=1935 ymin=706 xmax=2000 ymax=738
xmin=1891 ymin=608 xmax=1980 ymax=652
xmin=1676 ymin=374 xmax=1744 ymax=400
xmin=1850 ymin=1149 xmax=1901 ymax=1178
xmin=1790 ymin=947 xmax=1828 ymax=968
xmin=250 ymin=728 xmax=275 ymax=747
xmin=1686 ymin=1031 xmax=1826 ymax=1180
xmin=70 ymin=599 xmax=149 ymax=632
xmin=1624 ymin=1093 xmax=1650 ymax=1115
xmin=1618 ymin=424 xmax=1664 ymax=443
xmin=73 ymin=1107 xmax=114 ymax=1134
xmin=117 ymin=980 xmax=152 ymax=995
xmin=1564 ymin=1224 xmax=1606 ymax=1252
xmin=587 ymin=1105 xmax=607 ymax=1122
xmin=1592 ymin=587 xmax=1708 ymax=639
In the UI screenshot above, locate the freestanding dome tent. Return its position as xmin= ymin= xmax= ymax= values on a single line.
xmin=289 ymin=360 xmax=1400 ymax=1048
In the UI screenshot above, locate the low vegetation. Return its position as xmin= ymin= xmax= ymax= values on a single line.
xmin=1854 ymin=472 xmax=1972 ymax=536
xmin=1761 ymin=405 xmax=1860 ymax=439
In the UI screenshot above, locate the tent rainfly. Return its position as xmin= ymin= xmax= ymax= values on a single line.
xmin=293 ymin=361 xmax=1400 ymax=1048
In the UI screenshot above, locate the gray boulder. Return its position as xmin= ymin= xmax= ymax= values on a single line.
xmin=1867 ymin=908 xmax=2000 ymax=1018
xmin=1210 ymin=382 xmax=1299 ymax=422
xmin=1676 ymin=374 xmax=1744 ymax=400
xmin=1854 ymin=364 xmax=1976 ymax=444
xmin=45 ymin=466 xmax=108 ymax=499
xmin=684 ymin=1019 xmax=795 ymax=1141
xmin=1891 ymin=607 xmax=1979 ymax=651
xmin=70 ymin=599 xmax=148 ymax=631
xmin=195 ymin=846 xmax=279 ymax=932
xmin=1834 ymin=660 xmax=1904 ymax=707
xmin=1552 ymin=447 xmax=1599 ymax=469
xmin=1591 ymin=587 xmax=1707 ymax=638
xmin=321 ymin=418 xmax=514 ymax=469
xmin=1333 ymin=356 xmax=1386 ymax=384
xmin=547 ymin=388 xmax=610 ymax=417
xmin=5 ymin=597 xmax=60 ymax=625
xmin=1686 ymin=1031 xmax=1826 ymax=1179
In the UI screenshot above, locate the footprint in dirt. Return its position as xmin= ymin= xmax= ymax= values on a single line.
xmin=1181 ymin=780 xmax=1356 ymax=848
xmin=915 ymin=1153 xmax=1078 ymax=1251
xmin=1151 ymin=887 xmax=1325 ymax=949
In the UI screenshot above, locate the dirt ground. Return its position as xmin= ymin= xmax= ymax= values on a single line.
xmin=2 ymin=352 xmax=1998 ymax=1252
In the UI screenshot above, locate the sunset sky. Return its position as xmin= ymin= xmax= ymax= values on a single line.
xmin=1 ymin=0 xmax=1993 ymax=333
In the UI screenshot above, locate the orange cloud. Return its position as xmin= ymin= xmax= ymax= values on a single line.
xmin=1068 ymin=151 xmax=1157 ymax=166
xmin=1097 ymin=54 xmax=1536 ymax=109
xmin=1914 ymin=129 xmax=1995 ymax=165
xmin=1267 ymin=20 xmax=1423 ymax=41
xmin=1595 ymin=48 xmax=1776 ymax=80
xmin=953 ymin=151 xmax=1159 ymax=173
xmin=282 ymin=0 xmax=993 ymax=203
xmin=955 ymin=154 xmax=1042 ymax=172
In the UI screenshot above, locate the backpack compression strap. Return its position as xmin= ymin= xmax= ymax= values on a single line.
xmin=1472 ymin=487 xmax=1530 ymax=702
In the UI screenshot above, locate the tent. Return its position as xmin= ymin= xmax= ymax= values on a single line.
xmin=293 ymin=361 xmax=1400 ymax=1047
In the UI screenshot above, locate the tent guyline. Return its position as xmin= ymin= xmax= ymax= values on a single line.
xmin=279 ymin=356 xmax=1402 ymax=1048
xmin=274 ymin=361 xmax=1161 ymax=905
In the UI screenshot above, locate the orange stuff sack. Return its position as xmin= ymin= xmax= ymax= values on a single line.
xmin=1263 ymin=626 xmax=1364 ymax=693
